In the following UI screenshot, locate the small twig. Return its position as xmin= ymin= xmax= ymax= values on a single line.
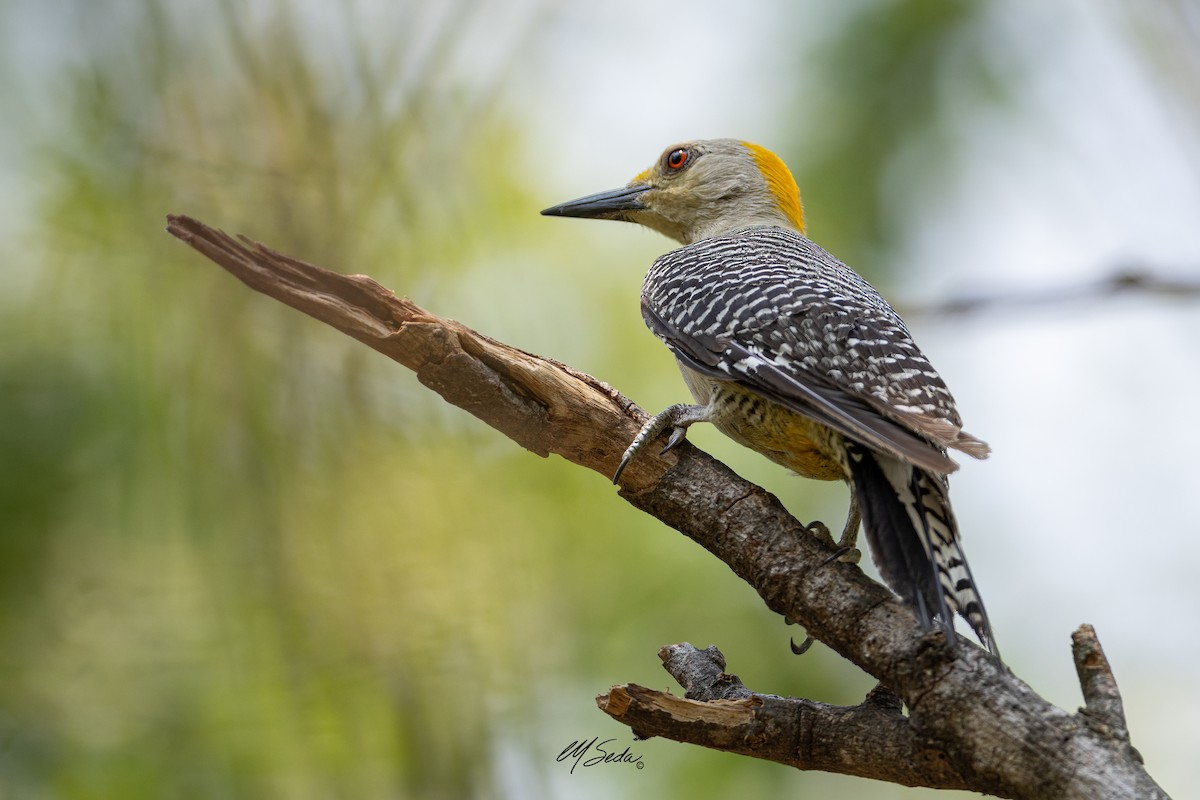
xmin=659 ymin=643 xmax=751 ymax=700
xmin=1071 ymin=624 xmax=1139 ymax=760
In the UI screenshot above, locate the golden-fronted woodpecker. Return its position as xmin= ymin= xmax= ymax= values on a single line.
xmin=542 ymin=138 xmax=997 ymax=653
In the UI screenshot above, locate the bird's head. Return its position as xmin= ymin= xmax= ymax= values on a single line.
xmin=541 ymin=138 xmax=804 ymax=245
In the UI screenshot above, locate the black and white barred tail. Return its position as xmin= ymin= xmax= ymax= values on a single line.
xmin=845 ymin=441 xmax=996 ymax=654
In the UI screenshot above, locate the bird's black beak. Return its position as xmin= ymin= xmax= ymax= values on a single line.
xmin=540 ymin=184 xmax=651 ymax=220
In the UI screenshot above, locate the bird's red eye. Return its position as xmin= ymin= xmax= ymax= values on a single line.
xmin=666 ymin=148 xmax=690 ymax=170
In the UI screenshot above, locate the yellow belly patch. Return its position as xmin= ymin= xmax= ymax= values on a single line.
xmin=714 ymin=400 xmax=845 ymax=481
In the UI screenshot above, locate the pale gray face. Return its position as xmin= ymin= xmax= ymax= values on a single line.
xmin=541 ymin=138 xmax=803 ymax=245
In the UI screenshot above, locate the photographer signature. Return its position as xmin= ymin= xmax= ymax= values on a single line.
xmin=556 ymin=737 xmax=645 ymax=773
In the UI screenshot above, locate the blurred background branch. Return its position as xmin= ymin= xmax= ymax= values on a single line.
xmin=898 ymin=266 xmax=1200 ymax=317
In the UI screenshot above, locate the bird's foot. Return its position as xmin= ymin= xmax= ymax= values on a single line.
xmin=612 ymin=403 xmax=710 ymax=484
xmin=800 ymin=518 xmax=858 ymax=568
xmin=834 ymin=494 xmax=862 ymax=564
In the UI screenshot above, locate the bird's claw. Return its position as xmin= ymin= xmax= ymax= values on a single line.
xmin=821 ymin=545 xmax=862 ymax=566
xmin=660 ymin=426 xmax=687 ymax=454
xmin=612 ymin=453 xmax=633 ymax=485
xmin=805 ymin=520 xmax=835 ymax=548
xmin=612 ymin=405 xmax=702 ymax=484
xmin=790 ymin=635 xmax=815 ymax=656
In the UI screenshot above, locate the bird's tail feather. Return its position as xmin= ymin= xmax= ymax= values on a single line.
xmin=846 ymin=442 xmax=997 ymax=654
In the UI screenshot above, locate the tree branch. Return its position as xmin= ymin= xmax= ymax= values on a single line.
xmin=166 ymin=214 xmax=1170 ymax=799
xmin=597 ymin=644 xmax=972 ymax=790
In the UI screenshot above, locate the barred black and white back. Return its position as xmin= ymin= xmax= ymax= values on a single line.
xmin=641 ymin=226 xmax=997 ymax=652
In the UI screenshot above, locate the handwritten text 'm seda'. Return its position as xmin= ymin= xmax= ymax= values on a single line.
xmin=556 ymin=737 xmax=645 ymax=773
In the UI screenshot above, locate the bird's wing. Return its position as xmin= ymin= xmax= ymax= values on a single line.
xmin=642 ymin=302 xmax=959 ymax=474
xmin=640 ymin=228 xmax=987 ymax=473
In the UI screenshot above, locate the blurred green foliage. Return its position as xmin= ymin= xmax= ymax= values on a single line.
xmin=0 ymin=0 xmax=1037 ymax=797
xmin=785 ymin=0 xmax=1004 ymax=270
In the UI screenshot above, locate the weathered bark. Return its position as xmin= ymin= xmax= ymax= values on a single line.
xmin=166 ymin=214 xmax=1169 ymax=799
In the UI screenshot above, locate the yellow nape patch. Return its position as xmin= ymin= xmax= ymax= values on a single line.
xmin=742 ymin=142 xmax=805 ymax=233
